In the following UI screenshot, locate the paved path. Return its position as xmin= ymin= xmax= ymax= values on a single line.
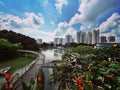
xmin=42 ymin=62 xmax=56 ymax=68
xmin=14 ymin=53 xmax=45 ymax=90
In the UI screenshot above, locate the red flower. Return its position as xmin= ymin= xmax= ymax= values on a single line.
xmin=75 ymin=77 xmax=83 ymax=85
xmin=75 ymin=77 xmax=84 ymax=90
xmin=3 ymin=72 xmax=13 ymax=82
xmin=107 ymin=74 xmax=114 ymax=80
xmin=37 ymin=77 xmax=42 ymax=84
xmin=88 ymin=80 xmax=92 ymax=86
xmin=4 ymin=82 xmax=9 ymax=90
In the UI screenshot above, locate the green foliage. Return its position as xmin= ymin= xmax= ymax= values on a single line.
xmin=0 ymin=53 xmax=37 ymax=73
xmin=22 ymin=70 xmax=44 ymax=90
xmin=0 ymin=38 xmax=20 ymax=60
xmin=50 ymin=45 xmax=120 ymax=90
xmin=0 ymin=30 xmax=39 ymax=51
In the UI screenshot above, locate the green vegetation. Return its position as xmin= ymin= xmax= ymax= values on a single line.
xmin=0 ymin=30 xmax=39 ymax=51
xmin=36 ymin=70 xmax=44 ymax=90
xmin=51 ymin=59 xmax=66 ymax=63
xmin=22 ymin=70 xmax=44 ymax=90
xmin=0 ymin=53 xmax=37 ymax=73
xmin=50 ymin=45 xmax=120 ymax=90
xmin=0 ymin=38 xmax=20 ymax=60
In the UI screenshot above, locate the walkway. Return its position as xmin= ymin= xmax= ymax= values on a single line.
xmin=42 ymin=62 xmax=56 ymax=68
xmin=14 ymin=53 xmax=45 ymax=90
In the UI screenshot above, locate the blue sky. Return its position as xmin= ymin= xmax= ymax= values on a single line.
xmin=0 ymin=0 xmax=120 ymax=42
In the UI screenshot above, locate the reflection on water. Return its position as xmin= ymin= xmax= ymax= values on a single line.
xmin=42 ymin=48 xmax=64 ymax=90
xmin=0 ymin=48 xmax=64 ymax=89
xmin=42 ymin=49 xmax=63 ymax=62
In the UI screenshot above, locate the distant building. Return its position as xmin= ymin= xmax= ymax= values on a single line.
xmin=107 ymin=36 xmax=115 ymax=43
xmin=36 ymin=39 xmax=42 ymax=44
xmin=54 ymin=37 xmax=59 ymax=45
xmin=92 ymin=29 xmax=99 ymax=44
xmin=96 ymin=43 xmax=120 ymax=48
xmin=65 ymin=35 xmax=72 ymax=44
xmin=76 ymin=31 xmax=82 ymax=43
xmin=72 ymin=38 xmax=75 ymax=43
xmin=100 ymin=36 xmax=107 ymax=43
xmin=59 ymin=38 xmax=65 ymax=45
xmin=87 ymin=32 xmax=92 ymax=44
xmin=82 ymin=32 xmax=87 ymax=44
xmin=77 ymin=32 xmax=80 ymax=43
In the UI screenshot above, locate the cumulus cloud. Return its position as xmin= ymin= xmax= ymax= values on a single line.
xmin=0 ymin=12 xmax=54 ymax=42
xmin=58 ymin=22 xmax=70 ymax=29
xmin=69 ymin=0 xmax=120 ymax=28
xmin=98 ymin=13 xmax=120 ymax=42
xmin=55 ymin=0 xmax=68 ymax=14
xmin=65 ymin=27 xmax=77 ymax=35
xmin=71 ymin=0 xmax=120 ymax=24
xmin=0 ymin=12 xmax=44 ymax=30
xmin=54 ymin=29 xmax=61 ymax=36
xmin=54 ymin=22 xmax=70 ymax=36
xmin=53 ymin=21 xmax=77 ymax=39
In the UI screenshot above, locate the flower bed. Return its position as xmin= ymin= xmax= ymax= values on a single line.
xmin=50 ymin=45 xmax=120 ymax=90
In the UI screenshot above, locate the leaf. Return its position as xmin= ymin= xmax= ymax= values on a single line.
xmin=105 ymin=84 xmax=111 ymax=89
xmin=22 ymin=81 xmax=30 ymax=90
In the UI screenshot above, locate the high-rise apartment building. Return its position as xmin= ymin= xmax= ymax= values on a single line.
xmin=77 ymin=32 xmax=80 ymax=43
xmin=92 ymin=29 xmax=99 ymax=44
xmin=76 ymin=31 xmax=82 ymax=43
xmin=65 ymin=35 xmax=72 ymax=44
xmin=54 ymin=37 xmax=60 ymax=45
xmin=87 ymin=32 xmax=92 ymax=44
xmin=82 ymin=32 xmax=87 ymax=44
xmin=100 ymin=36 xmax=107 ymax=43
xmin=107 ymin=36 xmax=115 ymax=43
xmin=59 ymin=38 xmax=65 ymax=45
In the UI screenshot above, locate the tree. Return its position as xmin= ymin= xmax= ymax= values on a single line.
xmin=0 ymin=30 xmax=39 ymax=51
xmin=0 ymin=38 xmax=20 ymax=60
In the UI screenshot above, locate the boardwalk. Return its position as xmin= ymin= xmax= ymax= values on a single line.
xmin=14 ymin=53 xmax=45 ymax=90
xmin=42 ymin=62 xmax=56 ymax=68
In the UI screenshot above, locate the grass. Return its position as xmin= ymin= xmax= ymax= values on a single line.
xmin=0 ymin=53 xmax=37 ymax=73
xmin=51 ymin=59 xmax=66 ymax=63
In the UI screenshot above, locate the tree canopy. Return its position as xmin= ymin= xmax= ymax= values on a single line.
xmin=0 ymin=38 xmax=20 ymax=60
xmin=0 ymin=30 xmax=39 ymax=51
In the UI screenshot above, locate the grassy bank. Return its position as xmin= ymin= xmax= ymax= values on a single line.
xmin=0 ymin=53 xmax=37 ymax=73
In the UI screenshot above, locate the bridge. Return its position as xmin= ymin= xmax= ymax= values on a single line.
xmin=13 ymin=50 xmax=45 ymax=90
xmin=17 ymin=50 xmax=39 ymax=55
xmin=42 ymin=62 xmax=57 ymax=68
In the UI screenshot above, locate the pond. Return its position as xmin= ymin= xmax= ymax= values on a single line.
xmin=42 ymin=48 xmax=64 ymax=90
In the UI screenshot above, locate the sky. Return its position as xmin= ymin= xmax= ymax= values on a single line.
xmin=0 ymin=0 xmax=120 ymax=43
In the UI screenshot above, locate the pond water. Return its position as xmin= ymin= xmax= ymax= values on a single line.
xmin=42 ymin=48 xmax=64 ymax=90
xmin=0 ymin=48 xmax=64 ymax=89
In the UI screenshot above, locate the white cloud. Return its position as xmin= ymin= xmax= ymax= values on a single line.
xmin=69 ymin=0 xmax=120 ymax=30
xmin=70 ymin=0 xmax=119 ymax=24
xmin=0 ymin=12 xmax=55 ymax=42
xmin=98 ymin=13 xmax=120 ymax=42
xmin=58 ymin=22 xmax=70 ymax=29
xmin=53 ymin=29 xmax=61 ymax=36
xmin=55 ymin=0 xmax=68 ymax=14
xmin=65 ymin=27 xmax=77 ymax=36
xmin=53 ymin=21 xmax=77 ymax=39
xmin=0 ymin=12 xmax=44 ymax=30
